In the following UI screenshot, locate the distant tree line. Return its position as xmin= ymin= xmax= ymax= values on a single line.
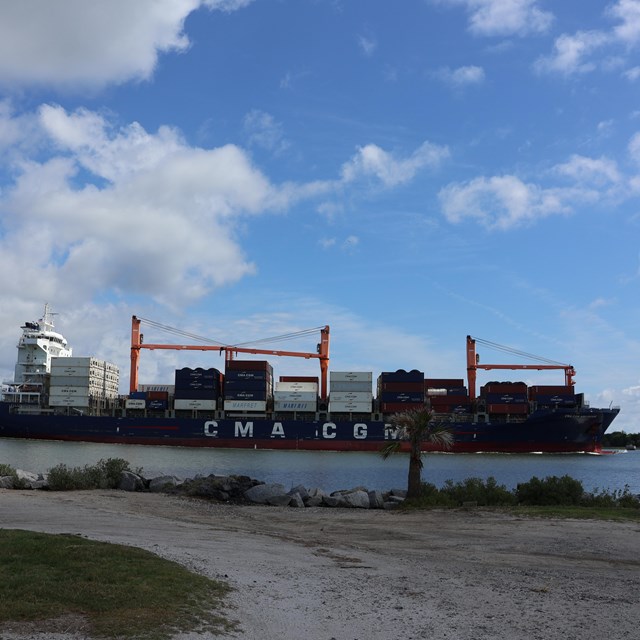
xmin=602 ymin=431 xmax=640 ymax=448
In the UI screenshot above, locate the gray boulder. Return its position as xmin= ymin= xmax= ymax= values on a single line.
xmin=244 ymin=482 xmax=288 ymax=505
xmin=0 ymin=476 xmax=15 ymax=489
xmin=368 ymin=490 xmax=384 ymax=509
xmin=149 ymin=475 xmax=181 ymax=492
xmin=304 ymin=487 xmax=328 ymax=507
xmin=118 ymin=470 xmax=145 ymax=492
xmin=288 ymin=492 xmax=305 ymax=508
xmin=340 ymin=490 xmax=370 ymax=509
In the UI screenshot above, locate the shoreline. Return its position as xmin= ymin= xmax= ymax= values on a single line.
xmin=1 ymin=489 xmax=639 ymax=639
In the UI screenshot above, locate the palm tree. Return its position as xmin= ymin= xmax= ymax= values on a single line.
xmin=380 ymin=407 xmax=453 ymax=499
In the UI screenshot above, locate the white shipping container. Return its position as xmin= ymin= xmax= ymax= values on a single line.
xmin=275 ymin=381 xmax=318 ymax=393
xmin=50 ymin=366 xmax=104 ymax=379
xmin=49 ymin=385 xmax=90 ymax=395
xmin=330 ymin=371 xmax=373 ymax=383
xmin=328 ymin=381 xmax=372 ymax=392
xmin=174 ymin=399 xmax=217 ymax=411
xmin=329 ymin=400 xmax=372 ymax=413
xmin=426 ymin=388 xmax=448 ymax=396
xmin=274 ymin=400 xmax=318 ymax=412
xmin=125 ymin=399 xmax=146 ymax=409
xmin=50 ymin=376 xmax=95 ymax=387
xmin=273 ymin=391 xmax=318 ymax=402
xmin=224 ymin=400 xmax=267 ymax=411
xmin=329 ymin=392 xmax=373 ymax=403
xmin=49 ymin=395 xmax=90 ymax=407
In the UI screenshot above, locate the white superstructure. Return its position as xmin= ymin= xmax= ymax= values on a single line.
xmin=13 ymin=303 xmax=72 ymax=385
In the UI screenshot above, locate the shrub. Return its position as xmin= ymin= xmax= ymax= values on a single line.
xmin=47 ymin=458 xmax=135 ymax=491
xmin=516 ymin=475 xmax=584 ymax=506
xmin=440 ymin=476 xmax=516 ymax=506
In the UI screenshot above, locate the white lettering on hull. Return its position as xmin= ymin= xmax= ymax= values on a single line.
xmin=235 ymin=421 xmax=254 ymax=437
xmin=322 ymin=422 xmax=337 ymax=438
xmin=354 ymin=423 xmax=367 ymax=439
xmin=204 ymin=420 xmax=218 ymax=437
xmin=271 ymin=422 xmax=285 ymax=438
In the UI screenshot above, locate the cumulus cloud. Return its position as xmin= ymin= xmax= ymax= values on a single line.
xmin=0 ymin=105 xmax=442 ymax=307
xmin=341 ymin=141 xmax=450 ymax=187
xmin=0 ymin=0 xmax=254 ymax=89
xmin=438 ymin=175 xmax=570 ymax=229
xmin=433 ymin=0 xmax=553 ymax=37
xmin=535 ymin=0 xmax=640 ymax=76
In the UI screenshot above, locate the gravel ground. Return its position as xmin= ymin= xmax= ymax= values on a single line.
xmin=1 ymin=489 xmax=639 ymax=640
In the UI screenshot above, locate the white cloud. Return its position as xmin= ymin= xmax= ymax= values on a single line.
xmin=438 ymin=175 xmax=571 ymax=229
xmin=0 ymin=0 xmax=254 ymax=90
xmin=535 ymin=1 xmax=640 ymax=76
xmin=433 ymin=0 xmax=553 ymax=37
xmin=553 ymin=154 xmax=621 ymax=186
xmin=624 ymin=65 xmax=640 ymax=80
xmin=437 ymin=65 xmax=485 ymax=87
xmin=534 ymin=31 xmax=609 ymax=75
xmin=341 ymin=141 xmax=450 ymax=187
xmin=628 ymin=131 xmax=640 ymax=164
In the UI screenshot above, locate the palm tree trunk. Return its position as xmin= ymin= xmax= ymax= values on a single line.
xmin=406 ymin=439 xmax=423 ymax=499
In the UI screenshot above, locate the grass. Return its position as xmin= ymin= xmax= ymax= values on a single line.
xmin=508 ymin=505 xmax=640 ymax=522
xmin=0 ymin=530 xmax=237 ymax=639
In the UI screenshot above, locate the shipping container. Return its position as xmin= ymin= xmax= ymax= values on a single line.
xmin=275 ymin=381 xmax=318 ymax=393
xmin=225 ymin=369 xmax=270 ymax=382
xmin=225 ymin=389 xmax=268 ymax=401
xmin=174 ymin=389 xmax=218 ymax=400
xmin=380 ymin=402 xmax=425 ymax=413
xmin=481 ymin=393 xmax=528 ymax=404
xmin=379 ymin=392 xmax=424 ymax=403
xmin=378 ymin=381 xmax=424 ymax=393
xmin=273 ymin=400 xmax=318 ymax=412
xmin=224 ymin=400 xmax=267 ymax=411
xmin=330 ymin=371 xmax=373 ymax=383
xmin=174 ymin=398 xmax=217 ymax=411
xmin=146 ymin=399 xmax=168 ymax=411
xmin=328 ymin=400 xmax=372 ymax=413
xmin=279 ymin=376 xmax=319 ymax=384
xmin=138 ymin=384 xmax=175 ymax=394
xmin=273 ymin=390 xmax=318 ymax=402
xmin=328 ymin=381 xmax=372 ymax=392
xmin=125 ymin=399 xmax=146 ymax=409
xmin=49 ymin=395 xmax=90 ymax=407
xmin=329 ymin=392 xmax=373 ymax=403
xmin=481 ymin=382 xmax=528 ymax=394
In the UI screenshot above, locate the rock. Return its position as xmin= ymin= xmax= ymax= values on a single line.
xmin=288 ymin=484 xmax=309 ymax=500
xmin=389 ymin=488 xmax=407 ymax=498
xmin=118 ymin=470 xmax=145 ymax=492
xmin=148 ymin=475 xmax=181 ymax=492
xmin=244 ymin=483 xmax=288 ymax=505
xmin=288 ymin=492 xmax=305 ymax=508
xmin=16 ymin=469 xmax=39 ymax=483
xmin=0 ymin=476 xmax=15 ymax=489
xmin=322 ymin=494 xmax=347 ymax=508
xmin=266 ymin=493 xmax=293 ymax=507
xmin=368 ymin=490 xmax=384 ymax=509
xmin=340 ymin=490 xmax=370 ymax=509
xmin=383 ymin=495 xmax=405 ymax=510
xmin=304 ymin=487 xmax=328 ymax=507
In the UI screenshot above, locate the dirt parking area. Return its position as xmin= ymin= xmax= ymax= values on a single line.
xmin=1 ymin=490 xmax=639 ymax=640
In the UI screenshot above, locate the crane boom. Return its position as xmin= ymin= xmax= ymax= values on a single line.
xmin=466 ymin=335 xmax=575 ymax=401
xmin=130 ymin=317 xmax=331 ymax=399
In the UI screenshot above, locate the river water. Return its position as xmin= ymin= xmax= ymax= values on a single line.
xmin=2 ymin=438 xmax=639 ymax=495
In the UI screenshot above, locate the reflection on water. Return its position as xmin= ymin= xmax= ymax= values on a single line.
xmin=1 ymin=438 xmax=638 ymax=494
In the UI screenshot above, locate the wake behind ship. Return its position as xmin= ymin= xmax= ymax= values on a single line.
xmin=0 ymin=307 xmax=620 ymax=453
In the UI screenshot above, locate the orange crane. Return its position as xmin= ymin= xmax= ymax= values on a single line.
xmin=130 ymin=316 xmax=331 ymax=400
xmin=466 ymin=335 xmax=575 ymax=401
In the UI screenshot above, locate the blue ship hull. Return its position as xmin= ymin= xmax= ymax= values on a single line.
xmin=0 ymin=402 xmax=619 ymax=453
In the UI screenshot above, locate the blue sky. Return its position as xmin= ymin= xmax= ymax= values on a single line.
xmin=0 ymin=0 xmax=638 ymax=432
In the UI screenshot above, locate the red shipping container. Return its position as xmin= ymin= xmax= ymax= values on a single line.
xmin=378 ymin=381 xmax=424 ymax=392
xmin=424 ymin=378 xmax=464 ymax=389
xmin=279 ymin=376 xmax=319 ymax=384
xmin=381 ymin=402 xmax=426 ymax=413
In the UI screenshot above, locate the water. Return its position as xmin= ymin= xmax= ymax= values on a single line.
xmin=2 ymin=439 xmax=639 ymax=494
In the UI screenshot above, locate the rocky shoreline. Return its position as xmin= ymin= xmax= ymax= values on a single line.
xmin=0 ymin=467 xmax=407 ymax=509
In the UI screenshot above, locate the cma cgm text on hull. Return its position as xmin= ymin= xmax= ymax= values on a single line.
xmin=0 ymin=308 xmax=620 ymax=454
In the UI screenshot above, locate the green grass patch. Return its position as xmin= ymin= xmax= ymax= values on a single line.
xmin=0 ymin=530 xmax=236 ymax=639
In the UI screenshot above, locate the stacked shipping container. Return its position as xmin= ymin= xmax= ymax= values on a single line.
xmin=224 ymin=360 xmax=273 ymax=412
xmin=49 ymin=356 xmax=119 ymax=408
xmin=377 ymin=370 xmax=424 ymax=413
xmin=274 ymin=379 xmax=318 ymax=412
xmin=174 ymin=368 xmax=222 ymax=411
xmin=425 ymin=378 xmax=471 ymax=414
xmin=329 ymin=371 xmax=372 ymax=413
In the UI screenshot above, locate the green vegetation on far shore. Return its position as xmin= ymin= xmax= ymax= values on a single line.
xmin=0 ymin=529 xmax=236 ymax=639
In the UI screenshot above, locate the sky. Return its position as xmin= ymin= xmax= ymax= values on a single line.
xmin=0 ymin=0 xmax=638 ymax=433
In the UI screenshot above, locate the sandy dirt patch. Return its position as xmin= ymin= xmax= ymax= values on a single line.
xmin=1 ymin=489 xmax=639 ymax=640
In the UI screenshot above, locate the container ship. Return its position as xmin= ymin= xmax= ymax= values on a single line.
xmin=0 ymin=306 xmax=620 ymax=453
